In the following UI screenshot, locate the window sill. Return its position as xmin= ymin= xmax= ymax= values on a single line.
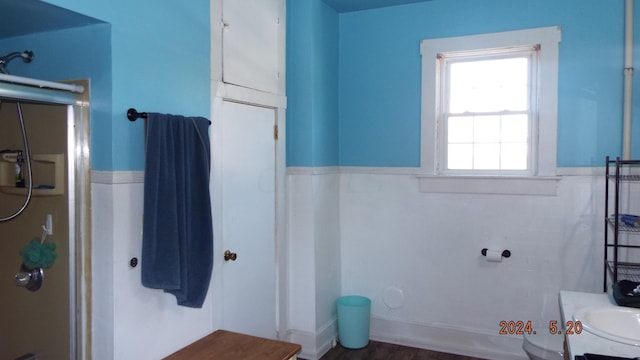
xmin=417 ymin=175 xmax=560 ymax=196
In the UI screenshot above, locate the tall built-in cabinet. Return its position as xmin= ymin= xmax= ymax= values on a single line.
xmin=210 ymin=0 xmax=288 ymax=344
xmin=603 ymin=156 xmax=640 ymax=291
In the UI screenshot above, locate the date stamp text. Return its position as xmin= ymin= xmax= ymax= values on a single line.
xmin=498 ymin=320 xmax=582 ymax=335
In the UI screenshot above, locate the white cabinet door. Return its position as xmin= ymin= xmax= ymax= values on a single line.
xmin=218 ymin=100 xmax=277 ymax=339
xmin=222 ymin=0 xmax=281 ymax=94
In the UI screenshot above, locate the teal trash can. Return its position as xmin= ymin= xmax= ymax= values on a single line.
xmin=337 ymin=295 xmax=371 ymax=349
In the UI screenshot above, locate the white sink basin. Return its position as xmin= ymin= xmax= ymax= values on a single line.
xmin=573 ymin=306 xmax=640 ymax=346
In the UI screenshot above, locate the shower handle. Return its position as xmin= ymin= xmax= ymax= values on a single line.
xmin=15 ymin=272 xmax=30 ymax=286
xmin=224 ymin=250 xmax=237 ymax=261
xmin=14 ymin=265 xmax=43 ymax=291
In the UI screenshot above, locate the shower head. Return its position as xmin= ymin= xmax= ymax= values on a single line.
xmin=0 ymin=50 xmax=34 ymax=75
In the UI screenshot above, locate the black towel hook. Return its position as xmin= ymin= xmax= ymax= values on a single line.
xmin=127 ymin=108 xmax=147 ymax=121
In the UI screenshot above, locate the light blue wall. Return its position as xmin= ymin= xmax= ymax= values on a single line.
xmin=287 ymin=0 xmax=339 ymax=167
xmin=286 ymin=0 xmax=314 ymax=166
xmin=0 ymin=24 xmax=112 ymax=170
xmin=340 ymin=0 xmax=625 ymax=167
xmin=313 ymin=1 xmax=339 ymax=167
xmin=289 ymin=0 xmax=631 ymax=167
xmin=42 ymin=0 xmax=210 ymax=171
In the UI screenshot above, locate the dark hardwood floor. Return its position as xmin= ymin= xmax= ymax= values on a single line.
xmin=314 ymin=341 xmax=486 ymax=360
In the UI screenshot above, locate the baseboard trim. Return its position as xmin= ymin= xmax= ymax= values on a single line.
xmin=369 ymin=316 xmax=528 ymax=360
xmin=316 ymin=317 xmax=338 ymax=359
xmin=286 ymin=318 xmax=337 ymax=360
xmin=287 ymin=330 xmax=317 ymax=360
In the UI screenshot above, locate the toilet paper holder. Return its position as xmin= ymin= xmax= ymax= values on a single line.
xmin=481 ymin=248 xmax=511 ymax=258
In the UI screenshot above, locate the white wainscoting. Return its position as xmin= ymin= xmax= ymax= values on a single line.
xmin=287 ymin=169 xmax=341 ymax=360
xmin=370 ymin=316 xmax=527 ymax=360
xmin=288 ymin=168 xmax=604 ymax=359
xmin=91 ymin=171 xmax=214 ymax=360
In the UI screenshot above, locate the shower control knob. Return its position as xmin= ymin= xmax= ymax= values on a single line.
xmin=224 ymin=250 xmax=237 ymax=261
xmin=14 ymin=265 xmax=43 ymax=291
xmin=15 ymin=272 xmax=31 ymax=286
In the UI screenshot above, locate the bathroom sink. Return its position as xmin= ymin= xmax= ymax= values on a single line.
xmin=573 ymin=306 xmax=640 ymax=346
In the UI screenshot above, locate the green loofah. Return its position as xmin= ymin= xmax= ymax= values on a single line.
xmin=20 ymin=238 xmax=57 ymax=269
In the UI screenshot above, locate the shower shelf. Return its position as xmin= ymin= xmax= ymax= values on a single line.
xmin=0 ymin=153 xmax=65 ymax=196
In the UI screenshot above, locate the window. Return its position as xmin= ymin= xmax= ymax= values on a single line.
xmin=442 ymin=49 xmax=535 ymax=174
xmin=420 ymin=27 xmax=561 ymax=184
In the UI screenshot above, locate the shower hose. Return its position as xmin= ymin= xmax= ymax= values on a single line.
xmin=0 ymin=100 xmax=33 ymax=222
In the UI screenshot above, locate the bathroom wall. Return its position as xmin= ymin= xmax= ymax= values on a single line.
xmin=44 ymin=0 xmax=210 ymax=172
xmin=2 ymin=1 xmax=628 ymax=359
xmin=287 ymin=169 xmax=605 ymax=359
xmin=0 ymin=24 xmax=112 ymax=170
xmin=286 ymin=0 xmax=626 ymax=358
xmin=286 ymin=0 xmax=339 ymax=167
xmin=0 ymin=101 xmax=70 ymax=359
xmin=336 ymin=0 xmax=626 ymax=167
xmin=287 ymin=170 xmax=341 ymax=359
xmin=339 ymin=171 xmax=603 ymax=359
xmin=90 ymin=181 xmax=214 ymax=360
xmin=288 ymin=0 xmax=628 ymax=168
xmin=2 ymin=0 xmax=217 ymax=358
xmin=35 ymin=0 xmax=214 ymax=358
xmin=285 ymin=2 xmax=342 ymax=358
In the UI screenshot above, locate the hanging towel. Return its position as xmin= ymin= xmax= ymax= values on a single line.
xmin=141 ymin=112 xmax=213 ymax=308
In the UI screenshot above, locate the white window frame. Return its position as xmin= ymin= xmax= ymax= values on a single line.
xmin=419 ymin=27 xmax=561 ymax=195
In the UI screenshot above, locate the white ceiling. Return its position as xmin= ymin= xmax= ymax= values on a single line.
xmin=322 ymin=0 xmax=433 ymax=13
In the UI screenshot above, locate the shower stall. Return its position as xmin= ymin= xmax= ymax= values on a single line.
xmin=0 ymin=67 xmax=90 ymax=359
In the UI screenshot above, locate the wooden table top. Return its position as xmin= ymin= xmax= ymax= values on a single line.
xmin=163 ymin=330 xmax=302 ymax=360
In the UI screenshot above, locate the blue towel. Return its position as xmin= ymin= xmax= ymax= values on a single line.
xmin=141 ymin=113 xmax=213 ymax=308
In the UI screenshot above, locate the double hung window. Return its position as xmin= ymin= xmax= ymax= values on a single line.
xmin=421 ymin=27 xmax=561 ymax=182
xmin=441 ymin=48 xmax=536 ymax=174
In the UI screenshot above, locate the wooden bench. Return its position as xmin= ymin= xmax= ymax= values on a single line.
xmin=163 ymin=330 xmax=302 ymax=360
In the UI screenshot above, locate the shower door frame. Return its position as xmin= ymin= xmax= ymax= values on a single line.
xmin=68 ymin=82 xmax=91 ymax=360
xmin=0 ymin=80 xmax=91 ymax=360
